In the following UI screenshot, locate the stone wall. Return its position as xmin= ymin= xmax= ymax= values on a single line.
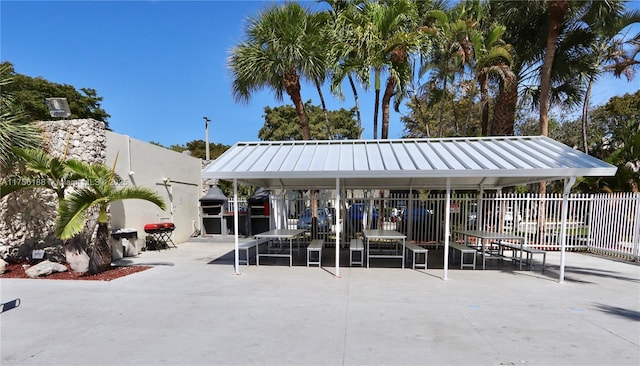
xmin=0 ymin=119 xmax=106 ymax=246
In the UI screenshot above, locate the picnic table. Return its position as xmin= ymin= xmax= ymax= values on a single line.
xmin=453 ymin=230 xmax=526 ymax=270
xmin=254 ymin=229 xmax=306 ymax=267
xmin=362 ymin=229 xmax=406 ymax=268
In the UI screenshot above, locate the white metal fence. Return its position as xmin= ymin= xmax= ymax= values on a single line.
xmin=589 ymin=192 xmax=640 ymax=260
xmin=228 ymin=191 xmax=639 ymax=261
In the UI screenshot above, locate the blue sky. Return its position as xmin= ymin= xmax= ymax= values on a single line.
xmin=2 ymin=0 xmax=639 ymax=147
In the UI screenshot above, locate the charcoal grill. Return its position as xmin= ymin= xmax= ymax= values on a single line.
xmin=144 ymin=222 xmax=176 ymax=250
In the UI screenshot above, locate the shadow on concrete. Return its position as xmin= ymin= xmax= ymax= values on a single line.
xmin=208 ymin=250 xmax=235 ymax=265
xmin=594 ymin=303 xmax=640 ymax=321
xmin=113 ymin=258 xmax=175 ymax=266
xmin=541 ymin=265 xmax=639 ymax=283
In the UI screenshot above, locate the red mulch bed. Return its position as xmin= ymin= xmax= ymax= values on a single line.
xmin=0 ymin=261 xmax=151 ymax=281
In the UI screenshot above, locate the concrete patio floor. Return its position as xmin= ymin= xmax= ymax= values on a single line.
xmin=1 ymin=237 xmax=639 ymax=366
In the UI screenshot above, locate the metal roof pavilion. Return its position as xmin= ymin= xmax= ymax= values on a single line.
xmin=202 ymin=135 xmax=617 ymax=283
xmin=201 ymin=136 xmax=617 ymax=189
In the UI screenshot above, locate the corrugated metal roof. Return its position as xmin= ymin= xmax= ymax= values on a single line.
xmin=201 ymin=136 xmax=617 ymax=190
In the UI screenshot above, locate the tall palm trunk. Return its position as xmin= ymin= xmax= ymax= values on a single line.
xmin=314 ymin=77 xmax=333 ymax=139
xmin=373 ymin=68 xmax=381 ymax=139
xmin=379 ymin=76 xmax=397 ymax=229
xmin=381 ymin=77 xmax=396 ymax=139
xmin=479 ymin=73 xmax=490 ymax=136
xmin=348 ymin=75 xmax=363 ymax=139
xmin=438 ymin=73 xmax=448 ymax=137
xmin=284 ymin=68 xmax=311 ymax=140
xmin=493 ymin=75 xmax=517 ymax=135
xmin=580 ymin=74 xmax=595 ymax=154
xmin=451 ymin=73 xmax=460 ymax=135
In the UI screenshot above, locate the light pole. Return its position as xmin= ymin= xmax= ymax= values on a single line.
xmin=203 ymin=117 xmax=211 ymax=161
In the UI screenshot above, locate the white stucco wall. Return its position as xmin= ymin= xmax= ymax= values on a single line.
xmin=105 ymin=131 xmax=202 ymax=246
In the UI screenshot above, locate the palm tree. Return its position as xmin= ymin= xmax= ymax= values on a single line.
xmin=539 ymin=0 xmax=570 ymax=137
xmin=0 ymin=148 xmax=81 ymax=201
xmin=376 ymin=1 xmax=423 ymax=140
xmin=228 ymin=2 xmax=327 ymax=140
xmin=577 ymin=5 xmax=640 ymax=153
xmin=470 ymin=23 xmax=514 ymax=135
xmin=306 ymin=10 xmax=335 ymax=139
xmin=486 ymin=0 xmax=547 ymax=136
xmin=56 ymin=160 xmax=165 ymax=273
xmin=420 ymin=6 xmax=476 ymax=137
xmin=343 ymin=0 xmax=385 ymax=139
xmin=344 ymin=0 xmax=423 ymax=226
xmin=324 ymin=0 xmax=369 ymax=138
xmin=336 ymin=1 xmax=419 ymax=140
xmin=490 ymin=1 xmax=633 ymax=141
xmin=0 ymin=62 xmax=42 ymax=169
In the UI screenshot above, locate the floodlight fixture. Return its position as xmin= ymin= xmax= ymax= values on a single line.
xmin=45 ymin=98 xmax=71 ymax=118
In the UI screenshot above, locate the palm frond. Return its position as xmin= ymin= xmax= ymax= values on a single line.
xmin=107 ymin=186 xmax=166 ymax=210
xmin=0 ymin=113 xmax=42 ymax=168
xmin=55 ymin=188 xmax=102 ymax=239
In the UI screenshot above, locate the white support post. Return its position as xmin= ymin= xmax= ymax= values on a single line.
xmin=335 ymin=178 xmax=341 ymax=278
xmin=233 ymin=179 xmax=240 ymax=275
xmin=443 ymin=178 xmax=451 ymax=281
xmin=280 ymin=188 xmax=286 ymax=230
xmin=632 ymin=193 xmax=640 ymax=261
xmin=559 ymin=177 xmax=576 ymax=283
xmin=477 ymin=186 xmax=484 ymax=230
xmin=408 ymin=186 xmax=414 ymax=242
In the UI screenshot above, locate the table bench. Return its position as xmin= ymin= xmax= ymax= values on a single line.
xmin=497 ymin=241 xmax=546 ymax=271
xmin=449 ymin=242 xmax=477 ymax=270
xmin=306 ymin=239 xmax=324 ymax=267
xmin=238 ymin=238 xmax=269 ymax=266
xmin=405 ymin=243 xmax=428 ymax=270
xmin=255 ymin=229 xmax=306 ymax=267
xmin=349 ymin=238 xmax=364 ymax=267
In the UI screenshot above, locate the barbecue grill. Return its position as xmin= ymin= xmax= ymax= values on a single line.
xmin=144 ymin=222 xmax=176 ymax=250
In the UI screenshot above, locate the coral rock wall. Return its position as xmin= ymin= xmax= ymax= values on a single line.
xmin=0 ymin=119 xmax=106 ymax=246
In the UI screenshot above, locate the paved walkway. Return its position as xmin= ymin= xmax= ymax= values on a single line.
xmin=1 ymin=238 xmax=639 ymax=366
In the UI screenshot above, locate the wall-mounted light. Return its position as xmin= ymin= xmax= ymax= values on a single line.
xmin=45 ymin=97 xmax=71 ymax=118
xmin=162 ymin=177 xmax=170 ymax=183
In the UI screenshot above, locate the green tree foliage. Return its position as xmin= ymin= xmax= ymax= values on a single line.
xmin=167 ymin=140 xmax=230 ymax=160
xmin=1 ymin=62 xmax=110 ymax=126
xmin=514 ymin=111 xmax=605 ymax=152
xmin=586 ymin=90 xmax=640 ymax=192
xmin=576 ymin=4 xmax=640 ymax=154
xmin=258 ymin=102 xmax=360 ymax=141
xmin=401 ymin=94 xmax=481 ymax=138
xmin=514 ymin=113 xmax=563 ymax=140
